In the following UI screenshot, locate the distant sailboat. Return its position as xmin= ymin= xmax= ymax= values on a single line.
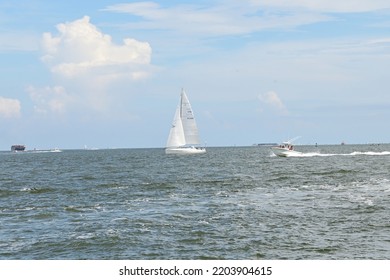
xmin=165 ymin=89 xmax=206 ymax=154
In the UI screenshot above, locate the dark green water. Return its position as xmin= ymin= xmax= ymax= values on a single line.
xmin=1 ymin=145 xmax=389 ymax=259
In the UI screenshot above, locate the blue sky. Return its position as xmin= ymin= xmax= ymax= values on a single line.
xmin=1 ymin=0 xmax=390 ymax=150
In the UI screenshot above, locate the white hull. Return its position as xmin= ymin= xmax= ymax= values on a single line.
xmin=271 ymin=147 xmax=302 ymax=157
xmin=165 ymin=146 xmax=206 ymax=155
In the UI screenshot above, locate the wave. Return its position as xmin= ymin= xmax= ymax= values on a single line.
xmin=287 ymin=151 xmax=390 ymax=158
xmin=349 ymin=151 xmax=390 ymax=156
xmin=30 ymin=149 xmax=62 ymax=153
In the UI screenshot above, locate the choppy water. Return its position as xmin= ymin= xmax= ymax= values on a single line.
xmin=1 ymin=145 xmax=390 ymax=259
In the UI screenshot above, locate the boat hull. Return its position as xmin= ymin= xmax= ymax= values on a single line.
xmin=271 ymin=147 xmax=301 ymax=157
xmin=165 ymin=147 xmax=206 ymax=155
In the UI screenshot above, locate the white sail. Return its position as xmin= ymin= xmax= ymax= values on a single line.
xmin=165 ymin=89 xmax=206 ymax=154
xmin=180 ymin=90 xmax=201 ymax=145
xmin=166 ymin=105 xmax=186 ymax=148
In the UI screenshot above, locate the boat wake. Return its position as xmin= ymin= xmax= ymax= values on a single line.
xmin=284 ymin=151 xmax=390 ymax=158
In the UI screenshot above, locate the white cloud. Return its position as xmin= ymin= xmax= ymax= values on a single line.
xmin=106 ymin=2 xmax=164 ymax=19
xmin=26 ymin=85 xmax=73 ymax=115
xmin=104 ymin=2 xmax=331 ymax=36
xmin=104 ymin=1 xmax=390 ymax=38
xmin=41 ymin=16 xmax=152 ymax=79
xmin=250 ymin=0 xmax=390 ymax=13
xmin=34 ymin=16 xmax=156 ymax=116
xmin=0 ymin=32 xmax=40 ymax=52
xmin=258 ymin=91 xmax=288 ymax=115
xmin=0 ymin=97 xmax=21 ymax=118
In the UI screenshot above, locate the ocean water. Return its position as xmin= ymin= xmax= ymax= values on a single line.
xmin=1 ymin=145 xmax=389 ymax=260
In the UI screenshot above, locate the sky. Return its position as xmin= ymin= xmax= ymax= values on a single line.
xmin=1 ymin=0 xmax=390 ymax=150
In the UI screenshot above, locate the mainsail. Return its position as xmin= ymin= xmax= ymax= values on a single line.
xmin=180 ymin=91 xmax=201 ymax=145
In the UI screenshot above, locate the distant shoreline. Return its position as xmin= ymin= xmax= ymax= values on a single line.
xmin=1 ymin=142 xmax=389 ymax=152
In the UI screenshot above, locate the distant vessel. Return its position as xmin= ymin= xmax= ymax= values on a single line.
xmin=271 ymin=137 xmax=302 ymax=157
xmin=165 ymin=89 xmax=206 ymax=154
xmin=255 ymin=143 xmax=278 ymax=146
xmin=11 ymin=145 xmax=26 ymax=152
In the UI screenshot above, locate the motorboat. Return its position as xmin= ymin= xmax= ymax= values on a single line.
xmin=271 ymin=137 xmax=302 ymax=157
xmin=271 ymin=143 xmax=302 ymax=157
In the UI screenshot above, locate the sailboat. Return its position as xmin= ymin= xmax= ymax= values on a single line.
xmin=165 ymin=89 xmax=206 ymax=154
